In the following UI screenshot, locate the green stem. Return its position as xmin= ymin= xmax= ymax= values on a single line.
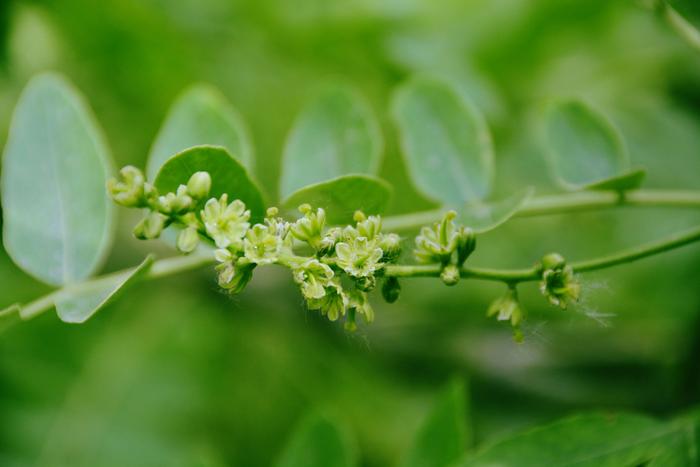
xmin=658 ymin=1 xmax=700 ymax=53
xmin=384 ymin=224 xmax=700 ymax=283
xmin=382 ymin=189 xmax=700 ymax=231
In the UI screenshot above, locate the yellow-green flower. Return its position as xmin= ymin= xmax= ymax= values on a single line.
xmin=201 ymin=195 xmax=250 ymax=249
xmin=292 ymin=259 xmax=334 ymax=300
xmin=335 ymin=237 xmax=383 ymax=278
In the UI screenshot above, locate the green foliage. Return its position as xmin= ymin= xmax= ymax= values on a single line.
xmin=392 ymin=76 xmax=494 ymax=206
xmin=1 ymin=72 xmax=113 ymax=286
xmin=147 ymin=84 xmax=253 ymax=180
xmin=153 ymin=145 xmax=265 ymax=222
xmin=456 ymin=412 xmax=700 ymax=467
xmin=544 ymin=99 xmax=644 ymax=191
xmin=282 ymin=175 xmax=392 ymax=224
xmin=275 ymin=412 xmax=357 ymax=467
xmin=458 ymin=188 xmax=534 ymax=234
xmin=279 ymin=84 xmax=383 ymax=198
xmin=55 ymin=255 xmax=154 ymax=323
xmin=401 ymin=379 xmax=470 ymax=467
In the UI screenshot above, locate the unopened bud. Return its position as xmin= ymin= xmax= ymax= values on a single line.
xmin=456 ymin=227 xmax=476 ymax=266
xmin=176 ymin=226 xmax=200 ymax=253
xmin=133 ymin=212 xmax=168 ymax=240
xmin=381 ymin=276 xmax=401 ymax=303
xmin=440 ymin=264 xmax=460 ymax=286
xmin=107 ymin=165 xmax=146 ymax=207
xmin=186 ymin=171 xmax=211 ymax=199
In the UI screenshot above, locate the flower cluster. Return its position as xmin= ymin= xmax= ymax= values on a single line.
xmin=537 ymin=253 xmax=581 ymax=309
xmin=108 ymin=168 xmax=403 ymax=331
xmin=108 ymin=167 xmax=585 ymax=340
xmin=414 ymin=210 xmax=476 ymax=285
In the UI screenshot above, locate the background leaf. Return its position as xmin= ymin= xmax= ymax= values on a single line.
xmin=154 ymin=145 xmax=265 ymax=222
xmin=147 ymin=84 xmax=253 ymax=180
xmin=279 ymin=84 xmax=382 ymax=198
xmin=392 ymin=76 xmax=494 ymax=206
xmin=457 ymin=412 xmax=687 ymax=467
xmin=544 ymin=99 xmax=639 ymax=190
xmin=55 ymin=255 xmax=154 ymax=324
xmin=401 ymin=378 xmax=470 ymax=467
xmin=281 ymin=175 xmax=392 ymax=224
xmin=1 ymin=73 xmax=114 ymax=286
xmin=275 ymin=412 xmax=357 ymax=467
xmin=460 ymin=188 xmax=534 ymax=234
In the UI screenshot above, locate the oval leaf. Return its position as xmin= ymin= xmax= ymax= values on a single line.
xmin=392 ymin=77 xmax=494 ymax=206
xmin=282 ymin=175 xmax=392 ymax=224
xmin=55 ymin=255 xmax=154 ymax=323
xmin=275 ymin=412 xmax=357 ymax=467
xmin=544 ymin=100 xmax=634 ymax=191
xmin=154 ymin=145 xmax=265 ymax=222
xmin=280 ymin=84 xmax=382 ymax=198
xmin=457 ymin=412 xmax=671 ymax=467
xmin=1 ymin=73 xmax=114 ymax=286
xmin=147 ymin=84 xmax=254 ymax=180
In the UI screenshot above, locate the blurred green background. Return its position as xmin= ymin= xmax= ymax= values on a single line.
xmin=1 ymin=0 xmax=700 ymax=465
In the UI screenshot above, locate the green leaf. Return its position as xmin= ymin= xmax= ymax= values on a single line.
xmin=1 ymin=73 xmax=114 ymax=286
xmin=544 ymin=99 xmax=642 ymax=191
xmin=154 ymin=145 xmax=265 ymax=222
xmin=147 ymin=84 xmax=253 ymax=180
xmin=279 ymin=84 xmax=382 ymax=198
xmin=392 ymin=76 xmax=494 ymax=206
xmin=648 ymin=411 xmax=700 ymax=466
xmin=401 ymin=379 xmax=470 ymax=467
xmin=275 ymin=412 xmax=357 ymax=467
xmin=281 ymin=175 xmax=392 ymax=224
xmin=456 ymin=412 xmax=680 ymax=467
xmin=460 ymin=188 xmax=534 ymax=234
xmin=55 ymin=255 xmax=154 ymax=323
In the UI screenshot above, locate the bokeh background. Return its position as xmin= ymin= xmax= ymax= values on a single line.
xmin=1 ymin=0 xmax=700 ymax=465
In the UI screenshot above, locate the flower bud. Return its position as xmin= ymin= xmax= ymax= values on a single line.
xmin=133 ymin=212 xmax=168 ymax=240
xmin=176 ymin=226 xmax=200 ymax=253
xmin=456 ymin=227 xmax=476 ymax=266
xmin=537 ymin=253 xmax=580 ymax=309
xmin=186 ymin=171 xmax=211 ymax=199
xmin=379 ymin=233 xmax=402 ymax=262
xmin=217 ymin=259 xmax=255 ymax=294
xmin=440 ymin=264 xmax=460 ymax=286
xmin=107 ymin=165 xmax=146 ymax=207
xmin=381 ymin=276 xmax=401 ymax=304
